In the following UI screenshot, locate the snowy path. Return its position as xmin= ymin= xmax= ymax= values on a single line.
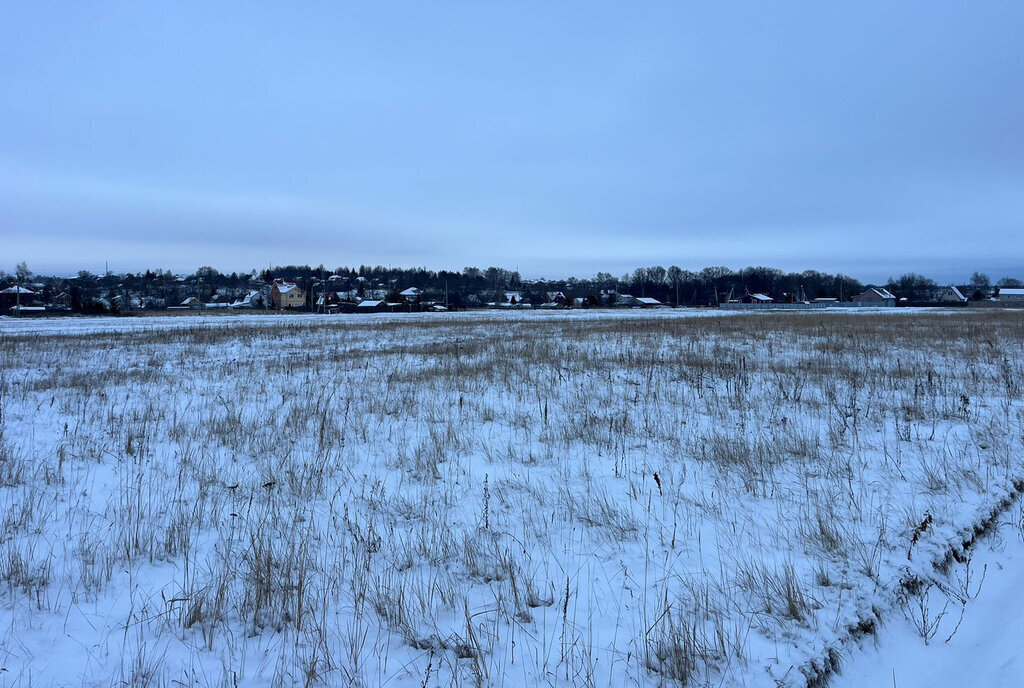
xmin=833 ymin=511 xmax=1024 ymax=688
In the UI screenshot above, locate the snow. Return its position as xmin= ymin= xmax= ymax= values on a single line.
xmin=832 ymin=516 xmax=1024 ymax=688
xmin=0 ymin=308 xmax=1021 ymax=687
xmin=0 ymin=305 xmax=910 ymax=337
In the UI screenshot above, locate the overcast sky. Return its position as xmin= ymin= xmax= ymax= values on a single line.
xmin=3 ymin=1 xmax=1022 ymax=283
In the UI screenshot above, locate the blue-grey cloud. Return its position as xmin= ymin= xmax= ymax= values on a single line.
xmin=2 ymin=2 xmax=1022 ymax=283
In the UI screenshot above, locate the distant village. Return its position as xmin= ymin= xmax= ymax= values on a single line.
xmin=2 ymin=262 xmax=1023 ymax=316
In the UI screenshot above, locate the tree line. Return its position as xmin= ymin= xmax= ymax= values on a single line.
xmin=3 ymin=261 xmax=1022 ymax=312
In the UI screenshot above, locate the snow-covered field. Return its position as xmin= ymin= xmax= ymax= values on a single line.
xmin=1 ymin=309 xmax=1022 ymax=687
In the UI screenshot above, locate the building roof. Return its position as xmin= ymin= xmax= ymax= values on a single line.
xmin=858 ymin=287 xmax=896 ymax=300
xmin=944 ymin=285 xmax=967 ymax=301
xmin=232 ymin=291 xmax=260 ymax=306
xmin=999 ymin=288 xmax=1024 ymax=297
xmin=1 ymin=286 xmax=35 ymax=294
xmin=637 ymin=297 xmax=663 ymax=305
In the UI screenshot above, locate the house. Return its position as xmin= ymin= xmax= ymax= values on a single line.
xmin=230 ymin=291 xmax=264 ymax=309
xmin=316 ymin=290 xmax=366 ymax=312
xmin=399 ymin=287 xmax=422 ymax=301
xmin=636 ymin=297 xmax=664 ymax=308
xmin=0 ymin=285 xmax=35 ymax=311
xmin=50 ymin=292 xmax=73 ymax=309
xmin=271 ymin=280 xmax=305 ymax=309
xmin=938 ymin=286 xmax=967 ymax=303
xmin=997 ymin=288 xmax=1024 ymax=302
xmin=490 ymin=291 xmax=531 ymax=308
xmin=852 ymin=288 xmax=896 ymax=305
xmin=356 ymin=299 xmax=389 ymax=313
xmin=739 ymin=293 xmax=773 ymax=304
xmin=539 ymin=291 xmax=569 ymax=309
xmin=545 ymin=291 xmax=568 ymax=305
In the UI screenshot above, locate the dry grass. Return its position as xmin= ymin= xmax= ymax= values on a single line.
xmin=0 ymin=309 xmax=1022 ymax=686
